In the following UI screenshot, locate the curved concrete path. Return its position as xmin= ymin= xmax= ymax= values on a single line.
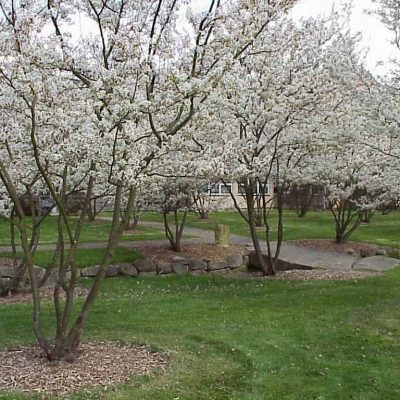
xmin=137 ymin=222 xmax=400 ymax=272
xmin=0 ymin=220 xmax=398 ymax=272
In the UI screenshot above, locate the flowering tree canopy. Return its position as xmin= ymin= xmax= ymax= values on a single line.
xmin=0 ymin=0 xmax=293 ymax=360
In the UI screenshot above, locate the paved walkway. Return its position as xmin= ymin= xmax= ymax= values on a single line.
xmin=249 ymin=242 xmax=399 ymax=272
xmin=0 ymin=220 xmax=398 ymax=272
xmin=138 ymin=222 xmax=400 ymax=272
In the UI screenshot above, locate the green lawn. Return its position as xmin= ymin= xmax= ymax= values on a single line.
xmin=142 ymin=210 xmax=400 ymax=248
xmin=3 ymin=210 xmax=398 ymax=249
xmin=0 ymin=217 xmax=165 ymax=246
xmin=0 ymin=247 xmax=140 ymax=268
xmin=1 ymin=271 xmax=400 ymax=399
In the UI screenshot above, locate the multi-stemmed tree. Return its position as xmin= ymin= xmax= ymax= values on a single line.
xmin=197 ymin=12 xmax=363 ymax=275
xmin=0 ymin=0 xmax=293 ymax=360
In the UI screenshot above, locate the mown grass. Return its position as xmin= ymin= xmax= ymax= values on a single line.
xmin=4 ymin=209 xmax=398 ymax=248
xmin=0 ymin=247 xmax=141 ymax=268
xmin=0 ymin=217 xmax=165 ymax=246
xmin=142 ymin=210 xmax=400 ymax=248
xmin=1 ymin=270 xmax=400 ymax=399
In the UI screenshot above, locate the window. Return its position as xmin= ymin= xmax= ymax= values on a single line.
xmin=239 ymin=180 xmax=269 ymax=195
xmin=208 ymin=182 xmax=232 ymax=196
xmin=312 ymin=185 xmax=324 ymax=195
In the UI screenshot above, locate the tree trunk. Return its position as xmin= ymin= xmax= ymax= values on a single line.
xmin=48 ymin=186 xmax=135 ymax=360
xmin=295 ymin=184 xmax=313 ymax=218
xmin=360 ymin=209 xmax=374 ymax=223
xmin=330 ymin=199 xmax=363 ymax=243
xmin=245 ymin=187 xmax=275 ymax=276
xmin=163 ymin=210 xmax=187 ymax=252
xmin=192 ymin=192 xmax=209 ymax=220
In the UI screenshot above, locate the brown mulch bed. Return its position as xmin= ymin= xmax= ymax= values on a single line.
xmin=0 ymin=286 xmax=90 ymax=306
xmin=242 ymin=269 xmax=382 ymax=281
xmin=289 ymin=239 xmax=379 ymax=254
xmin=137 ymin=244 xmax=248 ymax=263
xmin=0 ymin=342 xmax=166 ymax=396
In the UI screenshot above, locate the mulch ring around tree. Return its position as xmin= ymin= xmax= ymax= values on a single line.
xmin=137 ymin=243 xmax=248 ymax=263
xmin=0 ymin=341 xmax=167 ymax=397
xmin=288 ymin=239 xmax=379 ymax=254
xmin=0 ymin=286 xmax=90 ymax=306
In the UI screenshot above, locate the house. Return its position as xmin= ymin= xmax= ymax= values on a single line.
xmin=207 ymin=181 xmax=326 ymax=211
xmin=207 ymin=180 xmax=275 ymax=210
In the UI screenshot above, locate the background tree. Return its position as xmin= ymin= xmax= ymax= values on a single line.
xmin=197 ymin=12 xmax=361 ymax=275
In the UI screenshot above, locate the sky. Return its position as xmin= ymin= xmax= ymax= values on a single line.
xmin=190 ymin=0 xmax=396 ymax=76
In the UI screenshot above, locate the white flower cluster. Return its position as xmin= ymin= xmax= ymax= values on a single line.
xmin=0 ymin=0 xmax=398 ymax=220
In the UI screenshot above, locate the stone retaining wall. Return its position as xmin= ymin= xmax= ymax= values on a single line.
xmin=80 ymin=253 xmax=248 ymax=278
xmin=0 ymin=254 xmax=249 ymax=283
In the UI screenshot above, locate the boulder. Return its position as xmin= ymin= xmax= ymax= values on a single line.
xmin=172 ymin=257 xmax=189 ymax=275
xmin=44 ymin=269 xmax=74 ymax=285
xmin=106 ymin=265 xmax=119 ymax=277
xmin=33 ymin=266 xmax=47 ymax=281
xmin=5 ymin=265 xmax=47 ymax=285
xmin=360 ymin=248 xmax=377 ymax=258
xmin=209 ymin=268 xmax=233 ymax=275
xmin=134 ymin=259 xmax=157 ymax=273
xmin=156 ymin=261 xmax=172 ymax=275
xmin=191 ymin=270 xmax=208 ymax=276
xmin=277 ymin=259 xmax=313 ymax=271
xmin=226 ymin=254 xmax=244 ymax=269
xmin=81 ymin=266 xmax=100 ymax=277
xmin=0 ymin=267 xmax=16 ymax=278
xmin=385 ymin=247 xmax=400 ymax=259
xmin=249 ymin=251 xmax=312 ymax=272
xmin=140 ymin=271 xmax=157 ymax=277
xmin=188 ymin=258 xmax=208 ymax=271
xmin=119 ymin=264 xmax=138 ymax=277
xmin=0 ymin=277 xmax=11 ymax=286
xmin=207 ymin=260 xmax=228 ymax=271
xmin=376 ymin=248 xmax=387 ymax=256
xmin=352 ymin=256 xmax=400 ymax=272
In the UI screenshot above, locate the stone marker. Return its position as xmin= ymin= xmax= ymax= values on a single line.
xmin=215 ymin=224 xmax=230 ymax=247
